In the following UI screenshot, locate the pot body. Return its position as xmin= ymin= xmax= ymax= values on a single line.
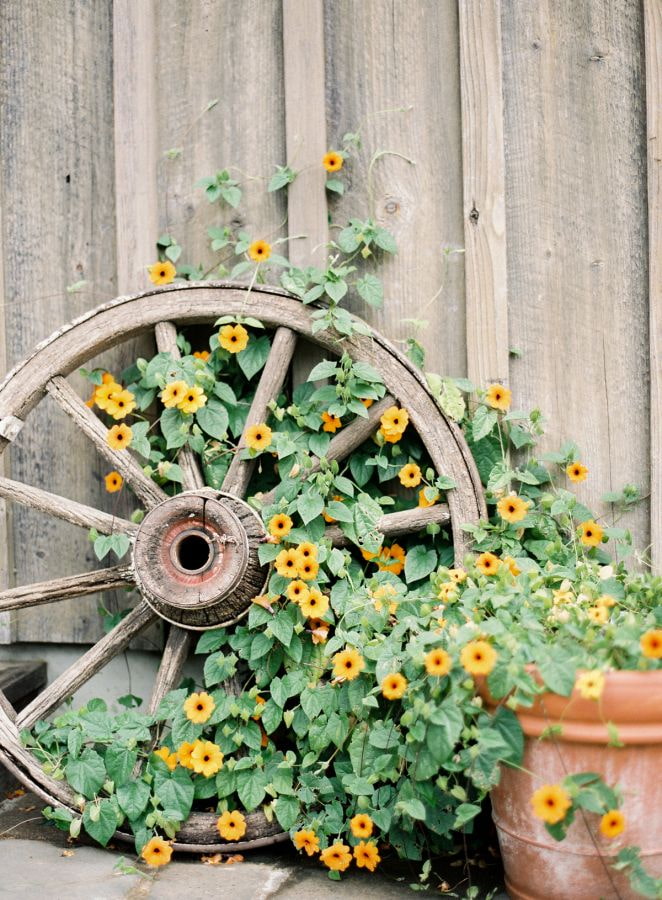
xmin=487 ymin=671 xmax=662 ymax=900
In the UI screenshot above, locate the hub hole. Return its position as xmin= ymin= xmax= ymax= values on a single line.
xmin=173 ymin=531 xmax=214 ymax=574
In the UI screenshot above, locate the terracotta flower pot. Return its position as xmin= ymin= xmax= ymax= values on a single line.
xmin=481 ymin=670 xmax=662 ymax=900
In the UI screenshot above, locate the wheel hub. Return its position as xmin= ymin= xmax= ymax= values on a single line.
xmin=132 ymin=489 xmax=269 ymax=629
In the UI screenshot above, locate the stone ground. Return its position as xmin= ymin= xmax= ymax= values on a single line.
xmin=0 ymin=786 xmax=508 ymax=900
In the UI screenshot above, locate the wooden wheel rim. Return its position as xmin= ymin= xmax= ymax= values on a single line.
xmin=0 ymin=281 xmax=485 ymax=851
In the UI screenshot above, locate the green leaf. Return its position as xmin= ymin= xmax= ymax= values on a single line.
xmin=308 ymin=360 xmax=339 ymax=381
xmin=104 ymin=745 xmax=138 ymax=786
xmin=374 ymin=227 xmax=397 ymax=253
xmin=65 ymin=749 xmax=106 ymax=798
xmin=296 ymin=492 xmax=325 ymax=524
xmin=154 ymin=768 xmax=194 ymax=821
xmin=453 ymin=803 xmax=482 ymax=829
xmin=404 ymin=545 xmax=437 ymax=583
xmin=237 ymin=334 xmax=270 ymax=380
xmin=268 ymin=165 xmax=297 ymax=192
xmin=196 ymin=397 xmax=229 ymax=439
xmin=356 ymin=274 xmax=383 ymax=308
xmin=324 ymin=279 xmax=348 ymax=303
xmin=426 ymin=706 xmax=463 ymax=764
xmin=117 ymin=780 xmax=151 ymax=820
xmin=325 ymin=177 xmax=344 ymax=195
xmin=82 ymin=798 xmax=119 ymax=847
xmin=237 ymin=769 xmax=267 ymax=811
xmin=260 ymin=699 xmax=282 ymax=734
xmin=397 ymin=798 xmax=427 ymax=821
xmin=274 ymin=795 xmax=300 ymax=830
xmin=94 ymin=533 xmax=130 ymax=562
xmin=161 ymin=407 xmax=190 ymax=449
xmin=536 ymin=647 xmax=578 ymax=697
xmin=270 ymin=612 xmax=293 ymax=648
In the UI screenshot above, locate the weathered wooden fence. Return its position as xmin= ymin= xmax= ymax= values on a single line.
xmin=0 ymin=0 xmax=659 ymax=645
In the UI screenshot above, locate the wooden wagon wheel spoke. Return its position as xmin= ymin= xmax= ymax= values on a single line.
xmin=0 ymin=565 xmax=135 ymax=613
xmin=46 ymin=375 xmax=167 ymax=508
xmin=0 ymin=474 xmax=135 ymax=535
xmin=148 ymin=625 xmax=193 ymax=715
xmin=17 ymin=602 xmax=157 ymax=731
xmin=325 ymin=503 xmax=451 ymax=547
xmin=222 ymin=326 xmax=298 ymax=498
xmin=154 ymin=321 xmax=205 ymax=491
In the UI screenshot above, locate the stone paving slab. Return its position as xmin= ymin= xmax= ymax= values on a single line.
xmin=0 ymin=792 xmax=507 ymax=899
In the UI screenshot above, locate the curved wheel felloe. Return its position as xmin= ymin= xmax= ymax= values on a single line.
xmin=0 ymin=282 xmax=485 ymax=851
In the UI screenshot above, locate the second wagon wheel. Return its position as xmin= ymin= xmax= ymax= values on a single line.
xmin=0 ymin=282 xmax=485 ymax=851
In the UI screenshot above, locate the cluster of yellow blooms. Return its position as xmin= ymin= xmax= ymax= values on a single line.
xmin=160 ymin=381 xmax=207 ymax=414
xmin=293 ymin=813 xmax=380 ymax=872
xmin=530 ymin=784 xmax=626 ymax=839
xmin=378 ymin=405 xmax=409 ymax=443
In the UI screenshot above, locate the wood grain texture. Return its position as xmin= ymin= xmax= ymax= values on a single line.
xmin=459 ymin=0 xmax=509 ymax=386
xmin=17 ymin=601 xmax=156 ymax=730
xmin=645 ymin=0 xmax=662 ymax=569
xmin=0 ymin=0 xmax=117 ymax=643
xmin=148 ymin=626 xmax=192 ymax=715
xmin=324 ymin=0 xmax=466 ymax=376
xmin=0 ymin=474 xmax=135 ymax=536
xmin=0 ymin=566 xmax=134 ymax=613
xmin=502 ymin=0 xmax=650 ymax=554
xmin=0 ymin=180 xmax=15 ymax=642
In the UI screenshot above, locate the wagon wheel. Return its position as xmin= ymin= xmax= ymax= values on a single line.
xmin=0 ymin=282 xmax=485 ymax=852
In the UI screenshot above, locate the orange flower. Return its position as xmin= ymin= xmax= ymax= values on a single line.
xmin=398 ymin=463 xmax=422 ymax=488
xmin=245 ymin=423 xmax=272 ymax=451
xmin=353 ymin=841 xmax=381 ymax=872
xmin=160 ymin=380 xmax=188 ymax=409
xmin=425 ymin=648 xmax=452 ymax=677
xmin=418 ymin=488 xmax=439 ymax=508
xmin=148 ymin=260 xmax=176 ymax=285
xmin=496 ymin=494 xmax=529 ymax=524
xmin=293 ymin=829 xmax=320 ymax=856
xmin=362 ymin=398 xmax=374 ymax=408
xmin=566 ymin=461 xmax=589 ymax=483
xmin=176 ymin=742 xmax=196 ymax=770
xmin=332 ymin=647 xmax=364 ymax=681
xmin=321 ymin=411 xmax=342 ymax=433
xmin=106 ymin=388 xmax=136 ymax=420
xmin=641 ymin=629 xmax=662 ymax=659
xmin=153 ymin=747 xmax=177 ymax=771
xmin=323 ymin=496 xmax=344 ymax=523
xmin=268 ymin=513 xmax=293 ymax=540
xmin=485 ymin=383 xmax=511 ymax=411
xmin=141 ymin=835 xmax=173 ymax=866
xmin=190 ymin=741 xmax=223 ymax=777
xmin=248 ymin=240 xmax=271 ymax=262
xmin=460 ymin=640 xmax=497 ymax=676
xmin=193 ymin=350 xmax=210 ymax=361
xmin=104 ymin=471 xmax=123 ymax=493
xmin=379 ymin=406 xmax=409 ymax=443
xmin=531 ymin=785 xmax=572 ymax=824
xmin=297 ymin=556 xmax=319 ymax=581
xmin=503 ymin=556 xmax=521 ymax=576
xmin=107 ymin=423 xmax=132 ymax=450
xmin=350 ymin=813 xmax=373 ymax=838
xmin=219 ymin=324 xmax=249 ymax=353
xmin=300 ymin=589 xmax=328 ymax=618
xmin=320 ymin=842 xmax=352 ymax=872
xmin=309 ymin=617 xmax=330 ymax=644
xmin=286 ymin=580 xmax=309 ymax=604
xmin=275 ymin=548 xmax=303 ymax=578
xmin=475 ymin=552 xmax=500 ymax=576
xmin=217 ymin=810 xmax=247 ymax=841
xmin=183 ymin=691 xmax=215 ymax=724
xmin=381 ymin=672 xmax=407 ymax=700
xmin=599 ymin=810 xmax=626 ymax=839
xmin=177 ymin=384 xmax=207 ymax=415
xmin=578 ymin=520 xmax=604 ymax=548
xmin=322 ymin=151 xmax=344 ymax=172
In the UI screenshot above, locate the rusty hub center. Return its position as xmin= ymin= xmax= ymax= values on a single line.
xmin=132 ymin=489 xmax=268 ymax=630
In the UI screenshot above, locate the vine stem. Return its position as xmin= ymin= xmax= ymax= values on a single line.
xmin=367 ymin=150 xmax=416 ymax=218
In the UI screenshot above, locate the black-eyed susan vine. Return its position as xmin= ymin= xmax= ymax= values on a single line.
xmin=28 ymin=143 xmax=662 ymax=897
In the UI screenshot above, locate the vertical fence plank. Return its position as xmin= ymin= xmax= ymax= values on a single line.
xmin=0 ymin=200 xmax=16 ymax=643
xmin=645 ymin=0 xmax=662 ymax=569
xmin=0 ymin=0 xmax=117 ymax=642
xmin=324 ymin=0 xmax=466 ymax=376
xmin=502 ymin=0 xmax=649 ymax=553
xmin=459 ymin=0 xmax=509 ymax=387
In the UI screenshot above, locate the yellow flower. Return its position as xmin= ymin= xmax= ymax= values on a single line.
xmin=183 ymin=691 xmax=215 ymax=724
xmin=530 ymin=784 xmax=572 ymax=824
xmin=418 ymin=488 xmax=439 ymax=508
xmin=245 ymin=423 xmax=272 ymax=451
xmin=286 ymin=580 xmax=309 ymax=604
xmin=597 ymin=594 xmax=616 ymax=608
xmin=353 ymin=840 xmax=381 ymax=872
xmin=485 ymin=383 xmax=511 ymax=411
xmin=296 ymin=542 xmax=318 ymax=560
xmin=578 ymin=519 xmax=604 ymax=547
xmin=219 ymin=324 xmax=249 ymax=353
xmin=362 ymin=398 xmax=374 ymax=408
xmin=93 ymin=380 xmax=123 ymax=411
xmin=193 ymin=350 xmax=210 ymax=361
xmin=475 ymin=552 xmax=500 ymax=576
xmin=323 ymin=496 xmax=344 ymax=522
xmin=268 ymin=513 xmax=293 ymax=540
xmin=216 ymin=809 xmax=247 ymax=841
xmin=600 ymin=809 xmax=626 ymax=839
xmin=566 ymin=461 xmax=589 ymax=483
xmin=141 ymin=835 xmax=173 ymax=866
xmin=641 ymin=629 xmax=662 ymax=659
xmin=178 ymin=384 xmax=207 ymax=414
xmin=350 ymin=813 xmax=373 ymax=838
xmin=364 ymin=543 xmax=406 ymax=576
xmin=448 ymin=568 xmax=467 ymax=584
xmin=373 ymin=584 xmax=398 ymax=615
xmin=587 ymin=605 xmax=609 ymax=625
xmin=309 ymin=617 xmax=330 ymax=644
xmin=321 ymin=411 xmax=342 ymax=433
xmin=106 ymin=388 xmax=136 ymax=420
xmin=575 ymin=670 xmax=605 ymax=701
xmin=322 ymin=151 xmax=344 ymax=172
xmin=104 ymin=471 xmax=123 ymax=493
xmin=148 ymin=260 xmax=176 ymax=285
xmin=496 ymin=494 xmax=529 ymax=524
xmin=320 ymin=842 xmax=352 ymax=872
xmin=460 ymin=640 xmax=497 ymax=676
xmin=300 ymin=589 xmax=328 ymax=618
xmin=437 ymin=581 xmax=458 ymax=602
xmin=160 ymin=380 xmax=188 ymax=409
xmin=332 ymin=647 xmax=365 ymax=681
xmin=153 ymin=747 xmax=177 ymax=771
xmin=503 ymin=556 xmax=521 ymax=576
xmin=275 ymin=548 xmax=303 ymax=578
xmin=248 ymin=240 xmax=272 ymax=262
xmin=293 ymin=829 xmax=320 ymax=856
xmin=425 ymin=648 xmax=452 ymax=677
xmin=177 ymin=742 xmax=196 ymax=770
xmin=190 ymin=740 xmax=224 ymax=777
xmin=379 ymin=406 xmax=409 ymax=442
xmin=297 ymin=556 xmax=319 ymax=581
xmin=107 ymin=423 xmax=132 ymax=450
xmin=381 ymin=672 xmax=407 ymax=700
xmin=398 ymin=463 xmax=422 ymax=488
